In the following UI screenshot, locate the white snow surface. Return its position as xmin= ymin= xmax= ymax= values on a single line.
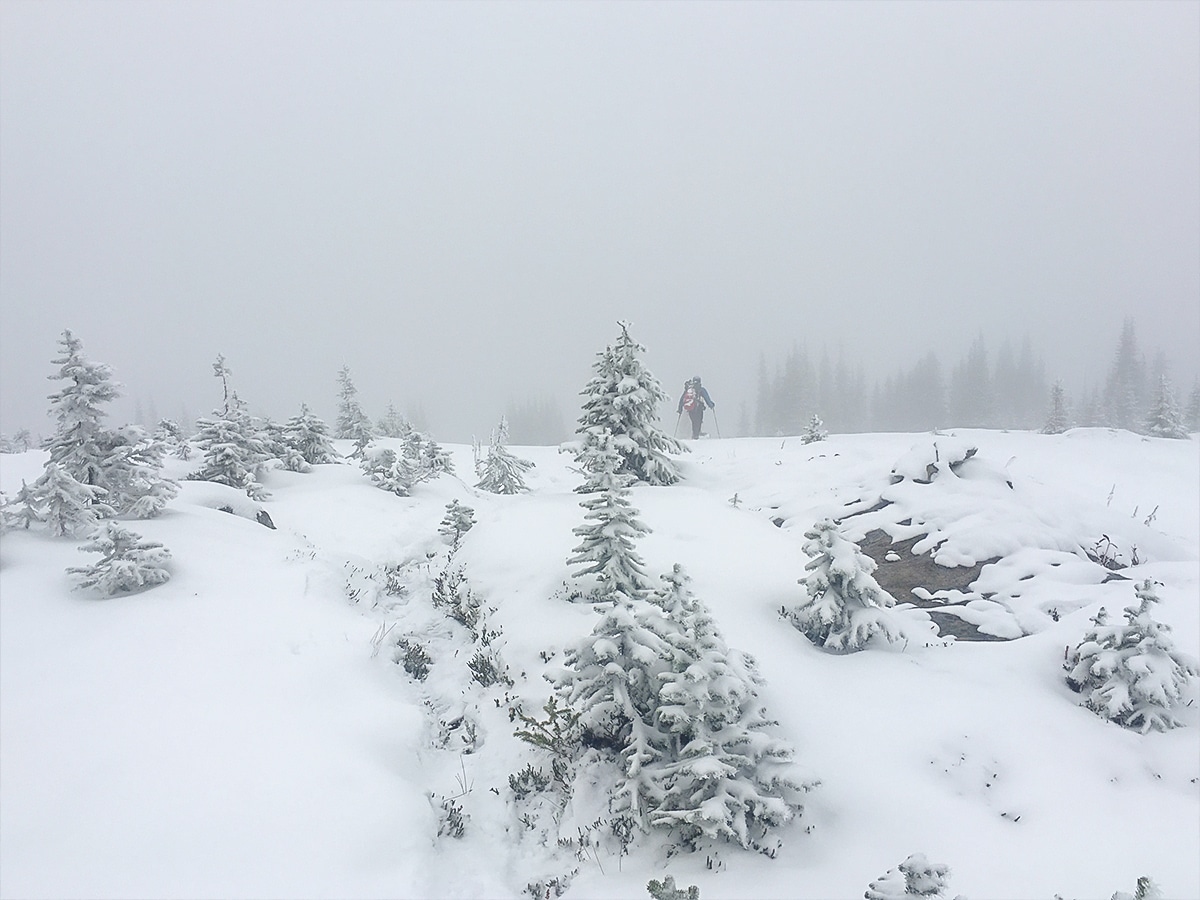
xmin=2 ymin=428 xmax=1197 ymax=899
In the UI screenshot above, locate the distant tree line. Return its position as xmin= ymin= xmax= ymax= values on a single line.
xmin=748 ymin=318 xmax=1198 ymax=437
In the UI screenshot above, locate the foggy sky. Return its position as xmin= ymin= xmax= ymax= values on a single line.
xmin=2 ymin=1 xmax=1197 ymax=441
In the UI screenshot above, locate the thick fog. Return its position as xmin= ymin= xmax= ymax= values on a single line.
xmin=2 ymin=2 xmax=1197 ymax=441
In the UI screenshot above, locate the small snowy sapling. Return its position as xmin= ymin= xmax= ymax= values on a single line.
xmin=439 ymin=500 xmax=477 ymax=548
xmin=573 ymin=321 xmax=684 ymax=487
xmin=865 ymin=853 xmax=953 ymax=899
xmin=68 ymin=522 xmax=172 ymax=596
xmin=566 ymin=429 xmax=653 ymax=601
xmin=801 ymin=413 xmax=827 ymax=444
xmin=1064 ymin=580 xmax=1199 ymax=733
xmin=791 ymin=519 xmax=903 ymax=652
xmin=476 ymin=416 xmax=534 ymax=494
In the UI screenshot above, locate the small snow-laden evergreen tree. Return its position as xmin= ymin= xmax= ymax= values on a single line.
xmin=191 ymin=391 xmax=271 ymax=500
xmin=476 ymin=416 xmax=534 ymax=494
xmin=42 ymin=329 xmax=119 ymax=491
xmin=574 ymin=321 xmax=684 ymax=487
xmin=335 ymin=366 xmax=374 ymax=443
xmin=649 ymin=565 xmax=810 ymax=851
xmin=360 ymin=445 xmax=420 ymax=496
xmin=377 ymin=402 xmax=411 ymax=439
xmin=1 ymin=429 xmax=33 ymax=453
xmin=555 ymin=590 xmax=676 ymax=826
xmin=800 ymin=413 xmax=827 ymax=444
xmin=791 ymin=519 xmax=903 ymax=652
xmin=153 ymin=418 xmax=192 ymax=460
xmin=279 ymin=404 xmax=340 ymax=469
xmin=68 ymin=522 xmax=171 ymax=596
xmin=406 ymin=429 xmax=455 ymax=476
xmin=865 ymin=853 xmax=953 ymax=899
xmin=7 ymin=480 xmax=46 ymax=531
xmin=1186 ymin=380 xmax=1200 ymax=432
xmin=99 ymin=427 xmax=179 ymax=518
xmin=1065 ymin=581 xmax=1199 ymax=733
xmin=566 ymin=430 xmax=653 ymax=601
xmin=1143 ymin=374 xmax=1189 ymax=439
xmin=1041 ymin=380 xmax=1071 ymax=434
xmin=37 ymin=462 xmax=112 ymax=537
xmin=439 ymin=500 xmax=476 ymax=548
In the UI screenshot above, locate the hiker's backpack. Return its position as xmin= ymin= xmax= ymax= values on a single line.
xmin=682 ymin=384 xmax=699 ymax=412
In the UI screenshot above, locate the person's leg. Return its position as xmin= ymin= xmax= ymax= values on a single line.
xmin=690 ymin=409 xmax=703 ymax=439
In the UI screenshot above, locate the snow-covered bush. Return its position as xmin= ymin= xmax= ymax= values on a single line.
xmin=476 ymin=416 xmax=534 ymax=494
xmin=646 ymin=875 xmax=700 ymax=900
xmin=359 ymin=428 xmax=452 ymax=497
xmin=790 ymin=519 xmax=903 ymax=652
xmin=801 ymin=414 xmax=827 ymax=444
xmin=566 ymin=430 xmax=652 ymax=601
xmin=573 ymin=321 xmax=684 ymax=487
xmin=360 ymin=446 xmax=418 ymax=496
xmin=439 ymin=500 xmax=476 ymax=548
xmin=1064 ymin=580 xmax=1199 ymax=733
xmin=865 ymin=853 xmax=953 ymax=899
xmin=67 ymin=522 xmax=172 ymax=596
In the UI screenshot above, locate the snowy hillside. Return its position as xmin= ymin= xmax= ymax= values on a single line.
xmin=2 ymin=429 xmax=1197 ymax=900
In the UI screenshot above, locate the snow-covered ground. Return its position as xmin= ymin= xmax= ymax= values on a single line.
xmin=2 ymin=428 xmax=1197 ymax=899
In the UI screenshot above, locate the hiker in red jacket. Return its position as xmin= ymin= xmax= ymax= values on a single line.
xmin=677 ymin=376 xmax=715 ymax=439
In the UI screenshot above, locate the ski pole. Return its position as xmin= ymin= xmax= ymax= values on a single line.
xmin=711 ymin=409 xmax=721 ymax=439
xmin=673 ymin=412 xmax=682 ymax=438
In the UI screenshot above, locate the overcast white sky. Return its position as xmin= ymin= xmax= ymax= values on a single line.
xmin=2 ymin=1 xmax=1197 ymax=440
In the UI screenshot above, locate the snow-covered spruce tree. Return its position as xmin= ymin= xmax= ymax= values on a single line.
xmin=1065 ymin=581 xmax=1199 ymax=733
xmin=7 ymin=480 xmax=46 ymax=531
xmin=377 ymin=402 xmax=411 ymax=439
xmin=41 ymin=329 xmax=118 ymax=491
xmin=98 ymin=425 xmax=179 ymax=518
xmin=68 ymin=521 xmax=171 ymax=596
xmin=406 ymin=429 xmax=455 ymax=476
xmin=649 ymin=565 xmax=809 ymax=851
xmin=335 ymin=366 xmax=374 ymax=443
xmin=191 ymin=390 xmax=271 ymax=500
xmin=2 ymin=429 xmax=33 ymax=453
xmin=1186 ymin=380 xmax=1200 ymax=432
xmin=38 ymin=462 xmax=112 ymax=537
xmin=800 ymin=413 xmax=827 ymax=444
xmin=360 ymin=444 xmax=420 ymax=496
xmin=865 ymin=853 xmax=953 ymax=900
xmin=555 ymin=589 xmax=676 ymax=826
xmin=1041 ymin=380 xmax=1071 ymax=435
xmin=279 ymin=404 xmax=340 ymax=469
xmin=153 ymin=418 xmax=192 ymax=460
xmin=574 ymin=321 xmax=684 ymax=487
xmin=1143 ymin=374 xmax=1189 ymax=439
xmin=791 ymin=519 xmax=903 ymax=652
xmin=476 ymin=416 xmax=534 ymax=494
xmin=439 ymin=500 xmax=476 ymax=548
xmin=566 ymin=429 xmax=653 ymax=601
